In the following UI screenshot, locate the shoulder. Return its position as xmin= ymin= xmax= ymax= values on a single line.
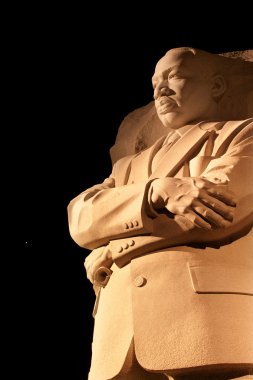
xmin=112 ymin=152 xmax=139 ymax=185
xmin=221 ymin=118 xmax=253 ymax=133
xmin=223 ymin=118 xmax=253 ymax=140
xmin=216 ymin=118 xmax=253 ymax=144
xmin=113 ymin=152 xmax=139 ymax=169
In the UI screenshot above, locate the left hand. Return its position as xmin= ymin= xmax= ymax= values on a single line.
xmin=84 ymin=245 xmax=113 ymax=284
xmin=150 ymin=177 xmax=236 ymax=230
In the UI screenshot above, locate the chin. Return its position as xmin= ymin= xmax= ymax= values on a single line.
xmin=158 ymin=112 xmax=186 ymax=129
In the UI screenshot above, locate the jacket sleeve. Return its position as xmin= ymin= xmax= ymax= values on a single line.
xmin=201 ymin=120 xmax=253 ymax=227
xmin=67 ymin=159 xmax=154 ymax=250
xmin=110 ymin=120 xmax=253 ymax=267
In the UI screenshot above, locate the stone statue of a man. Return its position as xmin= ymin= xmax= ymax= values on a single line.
xmin=68 ymin=47 xmax=253 ymax=380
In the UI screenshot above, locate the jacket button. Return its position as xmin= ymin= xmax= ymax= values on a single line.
xmin=124 ymin=223 xmax=129 ymax=229
xmin=117 ymin=246 xmax=123 ymax=253
xmin=134 ymin=220 xmax=139 ymax=227
xmin=134 ymin=276 xmax=146 ymax=287
xmin=123 ymin=242 xmax=129 ymax=249
xmin=128 ymin=240 xmax=135 ymax=246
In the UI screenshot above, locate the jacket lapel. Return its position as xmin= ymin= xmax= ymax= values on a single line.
xmin=149 ymin=123 xmax=214 ymax=179
xmin=130 ymin=136 xmax=165 ymax=182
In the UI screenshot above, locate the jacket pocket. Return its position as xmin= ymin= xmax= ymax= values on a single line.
xmin=188 ymin=263 xmax=253 ymax=296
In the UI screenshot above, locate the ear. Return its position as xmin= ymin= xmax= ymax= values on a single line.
xmin=211 ymin=74 xmax=227 ymax=100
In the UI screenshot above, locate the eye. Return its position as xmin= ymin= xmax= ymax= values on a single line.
xmin=168 ymin=74 xmax=182 ymax=80
xmin=168 ymin=73 xmax=182 ymax=80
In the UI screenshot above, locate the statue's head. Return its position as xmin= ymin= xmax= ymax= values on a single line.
xmin=152 ymin=47 xmax=253 ymax=129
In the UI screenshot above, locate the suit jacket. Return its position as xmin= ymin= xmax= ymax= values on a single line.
xmin=68 ymin=119 xmax=253 ymax=380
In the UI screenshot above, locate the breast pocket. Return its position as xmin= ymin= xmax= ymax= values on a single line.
xmin=188 ymin=263 xmax=253 ymax=296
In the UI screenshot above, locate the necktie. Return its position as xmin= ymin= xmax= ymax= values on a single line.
xmin=152 ymin=131 xmax=180 ymax=173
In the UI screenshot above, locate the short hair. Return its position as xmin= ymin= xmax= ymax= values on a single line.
xmin=165 ymin=47 xmax=253 ymax=119
xmin=165 ymin=47 xmax=253 ymax=83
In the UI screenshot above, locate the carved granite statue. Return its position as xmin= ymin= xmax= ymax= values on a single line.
xmin=110 ymin=49 xmax=253 ymax=164
xmin=68 ymin=47 xmax=253 ymax=380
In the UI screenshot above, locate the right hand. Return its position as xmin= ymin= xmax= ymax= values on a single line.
xmin=150 ymin=177 xmax=237 ymax=230
xmin=84 ymin=246 xmax=113 ymax=284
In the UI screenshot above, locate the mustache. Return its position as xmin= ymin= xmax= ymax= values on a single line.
xmin=155 ymin=96 xmax=175 ymax=105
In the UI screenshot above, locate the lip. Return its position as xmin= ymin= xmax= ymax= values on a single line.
xmin=158 ymin=96 xmax=175 ymax=106
xmin=156 ymin=97 xmax=176 ymax=114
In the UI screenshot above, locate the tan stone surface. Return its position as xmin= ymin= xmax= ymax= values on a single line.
xmin=219 ymin=49 xmax=253 ymax=61
xmin=110 ymin=49 xmax=253 ymax=164
xmin=68 ymin=48 xmax=253 ymax=380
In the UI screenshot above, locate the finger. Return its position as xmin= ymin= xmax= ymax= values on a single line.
xmin=86 ymin=269 xmax=94 ymax=284
xmin=206 ymin=187 xmax=237 ymax=206
xmin=174 ymin=215 xmax=195 ymax=231
xmin=84 ymin=255 xmax=94 ymax=268
xmin=197 ymin=193 xmax=235 ymax=221
xmin=84 ymin=247 xmax=104 ymax=267
xmin=183 ymin=210 xmax=212 ymax=230
xmin=84 ymin=262 xmax=93 ymax=282
xmin=84 ymin=257 xmax=91 ymax=268
xmin=84 ymin=256 xmax=93 ymax=269
xmin=84 ymin=260 xmax=89 ymax=271
xmin=90 ymin=259 xmax=107 ymax=284
xmin=192 ymin=201 xmax=231 ymax=228
xmin=89 ymin=260 xmax=106 ymax=284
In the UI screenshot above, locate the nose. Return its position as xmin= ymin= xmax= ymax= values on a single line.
xmin=153 ymin=80 xmax=173 ymax=100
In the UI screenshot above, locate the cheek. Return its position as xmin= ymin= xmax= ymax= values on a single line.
xmin=182 ymin=86 xmax=211 ymax=108
xmin=173 ymin=82 xmax=195 ymax=104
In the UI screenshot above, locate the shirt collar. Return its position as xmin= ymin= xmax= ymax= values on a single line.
xmin=176 ymin=123 xmax=193 ymax=136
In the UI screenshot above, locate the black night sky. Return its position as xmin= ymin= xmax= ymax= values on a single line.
xmin=13 ymin=7 xmax=252 ymax=380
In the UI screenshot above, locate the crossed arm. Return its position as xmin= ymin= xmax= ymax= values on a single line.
xmin=68 ymin=122 xmax=253 ymax=283
xmin=83 ymin=177 xmax=237 ymax=283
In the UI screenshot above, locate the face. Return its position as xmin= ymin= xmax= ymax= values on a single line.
xmin=152 ymin=49 xmax=218 ymax=129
